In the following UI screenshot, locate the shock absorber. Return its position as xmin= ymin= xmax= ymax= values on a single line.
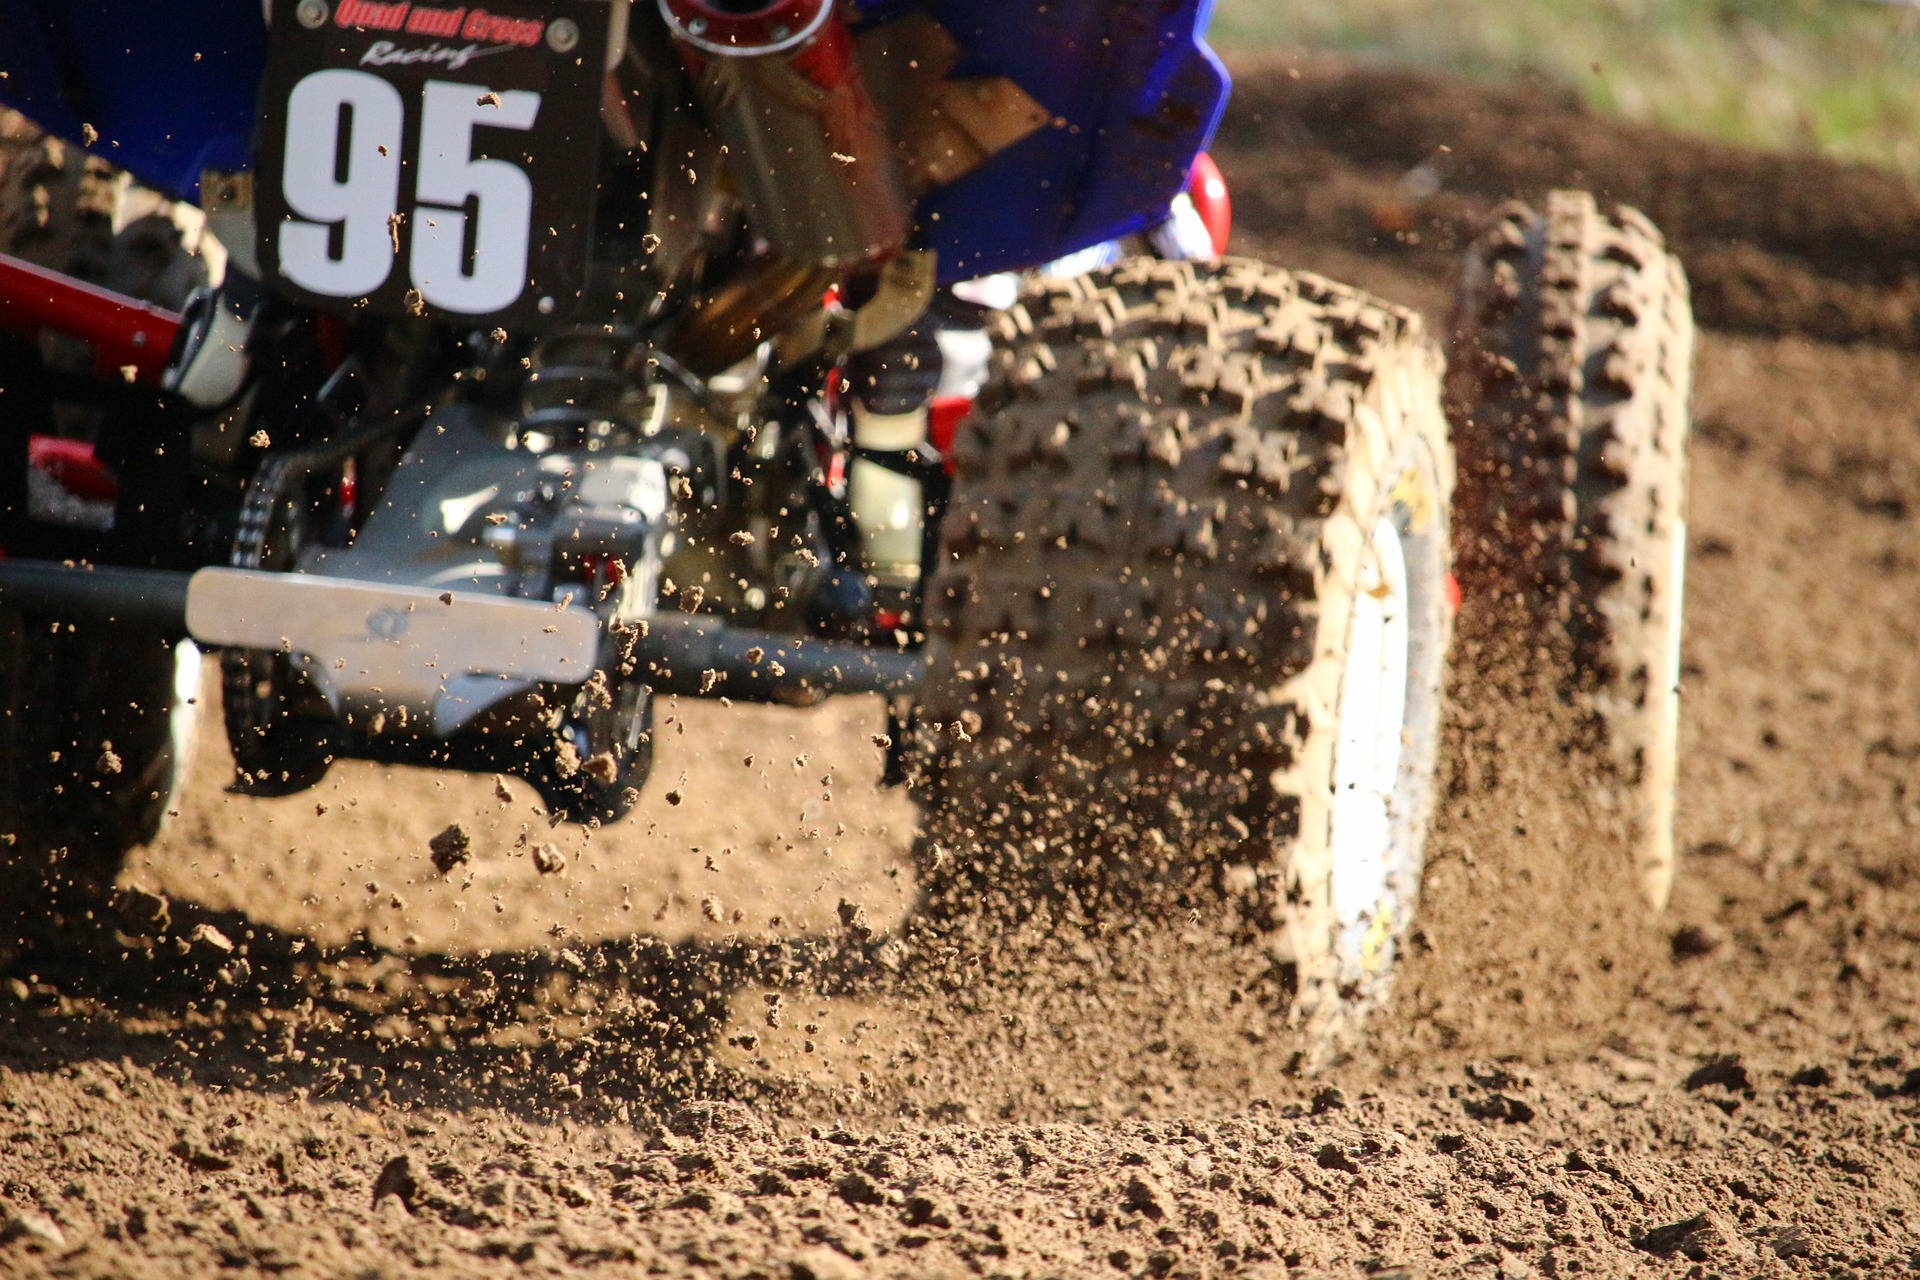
xmin=844 ymin=318 xmax=941 ymax=598
xmin=520 ymin=325 xmax=645 ymax=445
xmin=655 ymin=0 xmax=910 ymax=270
xmin=657 ymin=0 xmax=929 ymax=614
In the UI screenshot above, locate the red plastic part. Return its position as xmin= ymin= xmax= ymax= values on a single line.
xmin=928 ymin=394 xmax=973 ymax=474
xmin=1443 ymin=571 xmax=1462 ymax=618
xmin=28 ymin=435 xmax=120 ymax=503
xmin=1187 ymin=152 xmax=1232 ymax=259
xmin=0 ymin=250 xmax=180 ymax=386
xmin=338 ymin=457 xmax=359 ymax=518
xmin=314 ymin=311 xmax=353 ymax=374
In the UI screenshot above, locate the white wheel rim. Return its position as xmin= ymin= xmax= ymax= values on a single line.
xmin=1661 ymin=519 xmax=1687 ymax=753
xmin=1330 ymin=518 xmax=1412 ymax=959
xmin=158 ymin=640 xmax=204 ymax=834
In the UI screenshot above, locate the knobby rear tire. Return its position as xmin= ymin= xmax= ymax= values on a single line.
xmin=1448 ymin=191 xmax=1694 ymax=910
xmin=914 ymin=257 xmax=1455 ymax=1050
xmin=0 ymin=113 xmax=204 ymax=936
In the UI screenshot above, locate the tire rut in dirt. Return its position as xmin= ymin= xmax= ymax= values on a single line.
xmin=1448 ymin=191 xmax=1694 ymax=909
xmin=1221 ymin=54 xmax=1920 ymax=351
xmin=914 ymin=256 xmax=1453 ymax=1049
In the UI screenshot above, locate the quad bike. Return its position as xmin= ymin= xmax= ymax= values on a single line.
xmin=0 ymin=0 xmax=1691 ymax=1049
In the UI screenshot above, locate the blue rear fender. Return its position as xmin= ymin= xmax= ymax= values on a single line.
xmin=0 ymin=0 xmax=269 ymax=203
xmin=0 ymin=0 xmax=1228 ymax=281
xmin=858 ymin=0 xmax=1229 ymax=280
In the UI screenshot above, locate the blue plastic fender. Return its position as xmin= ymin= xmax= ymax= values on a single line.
xmin=0 ymin=0 xmax=1228 ymax=281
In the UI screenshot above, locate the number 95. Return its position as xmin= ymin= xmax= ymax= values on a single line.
xmin=278 ymin=70 xmax=542 ymax=315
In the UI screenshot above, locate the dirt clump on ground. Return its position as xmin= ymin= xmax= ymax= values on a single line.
xmin=6 ymin=55 xmax=1920 ymax=1279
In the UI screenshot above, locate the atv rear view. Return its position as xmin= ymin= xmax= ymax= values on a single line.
xmin=0 ymin=0 xmax=1691 ymax=1053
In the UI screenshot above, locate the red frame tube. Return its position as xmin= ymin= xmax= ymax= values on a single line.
xmin=0 ymin=250 xmax=181 ymax=386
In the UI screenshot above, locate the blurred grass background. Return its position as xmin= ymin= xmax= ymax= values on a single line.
xmin=1210 ymin=0 xmax=1920 ymax=174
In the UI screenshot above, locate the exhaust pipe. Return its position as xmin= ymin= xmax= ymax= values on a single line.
xmin=658 ymin=0 xmax=910 ymax=270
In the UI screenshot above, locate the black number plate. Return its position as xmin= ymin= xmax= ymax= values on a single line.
xmin=256 ymin=0 xmax=608 ymax=326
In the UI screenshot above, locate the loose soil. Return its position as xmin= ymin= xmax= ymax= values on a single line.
xmin=4 ymin=54 xmax=1920 ymax=1280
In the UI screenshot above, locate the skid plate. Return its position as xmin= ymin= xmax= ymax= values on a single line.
xmin=186 ymin=568 xmax=600 ymax=733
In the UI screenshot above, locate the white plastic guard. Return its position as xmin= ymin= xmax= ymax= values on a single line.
xmin=185 ymin=568 xmax=601 ymax=730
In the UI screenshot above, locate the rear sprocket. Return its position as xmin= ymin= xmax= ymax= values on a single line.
xmin=220 ymin=455 xmax=339 ymax=796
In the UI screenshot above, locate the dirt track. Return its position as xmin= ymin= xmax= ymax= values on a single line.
xmin=6 ymin=54 xmax=1920 ymax=1279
